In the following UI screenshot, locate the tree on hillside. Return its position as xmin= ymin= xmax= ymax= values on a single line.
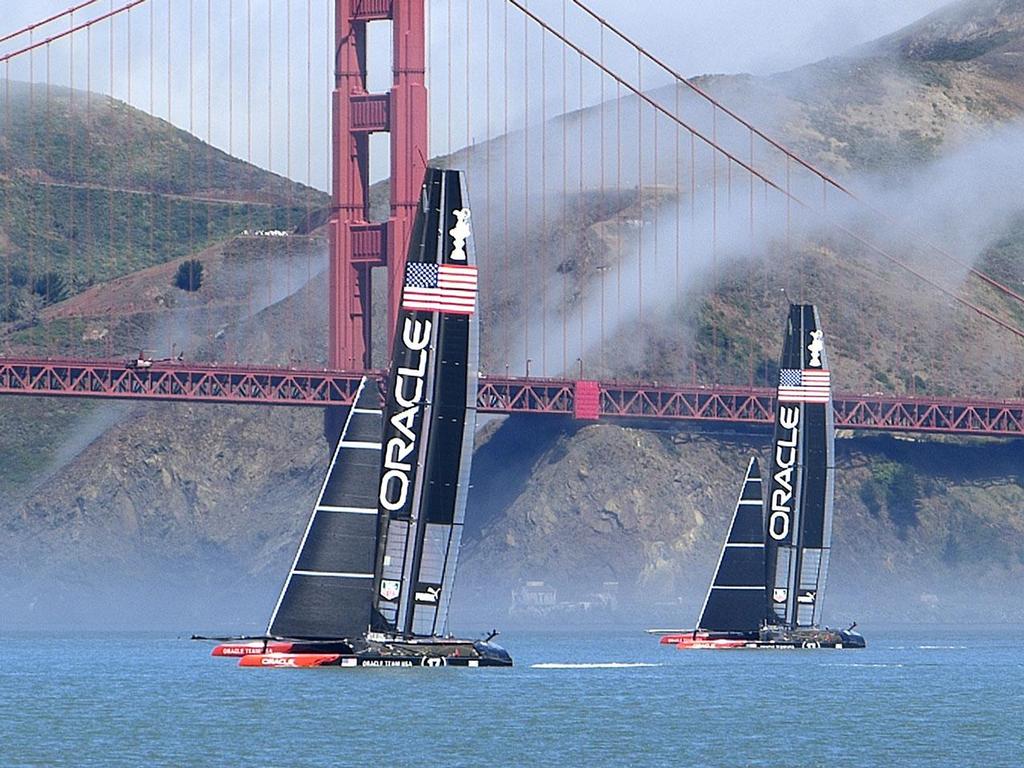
xmin=174 ymin=259 xmax=203 ymax=292
xmin=31 ymin=271 xmax=68 ymax=305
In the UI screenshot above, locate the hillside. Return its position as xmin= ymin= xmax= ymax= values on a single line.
xmin=454 ymin=0 xmax=1024 ymax=397
xmin=457 ymin=420 xmax=1024 ymax=627
xmin=2 ymin=0 xmax=1024 ymax=631
xmin=0 ymin=81 xmax=326 ymax=325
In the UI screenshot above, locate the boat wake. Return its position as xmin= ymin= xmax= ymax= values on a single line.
xmin=530 ymin=662 xmax=661 ymax=669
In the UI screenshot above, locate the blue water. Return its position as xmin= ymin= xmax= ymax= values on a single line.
xmin=2 ymin=627 xmax=1021 ymax=767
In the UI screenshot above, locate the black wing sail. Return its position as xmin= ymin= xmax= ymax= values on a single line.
xmin=373 ymin=168 xmax=479 ymax=638
xmin=267 ymin=376 xmax=383 ymax=639
xmin=696 ymin=458 xmax=766 ymax=633
xmin=764 ymin=304 xmax=835 ymax=627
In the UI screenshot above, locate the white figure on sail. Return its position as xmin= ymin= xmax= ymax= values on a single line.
xmin=449 ymin=208 xmax=471 ymax=260
xmin=808 ymin=330 xmax=824 ymax=367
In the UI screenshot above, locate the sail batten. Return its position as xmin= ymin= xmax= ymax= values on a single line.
xmin=696 ymin=457 xmax=767 ymax=633
xmin=267 ymin=377 xmax=383 ymax=639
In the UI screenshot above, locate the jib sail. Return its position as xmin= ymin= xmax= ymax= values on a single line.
xmin=373 ymin=168 xmax=480 ymax=638
xmin=696 ymin=458 xmax=766 ymax=633
xmin=267 ymin=376 xmax=383 ymax=639
xmin=764 ymin=304 xmax=835 ymax=627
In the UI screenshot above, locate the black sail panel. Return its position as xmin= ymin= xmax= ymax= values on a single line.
xmin=267 ymin=377 xmax=383 ymax=639
xmin=372 ymin=173 xmax=442 ymax=633
xmin=697 ymin=458 xmax=766 ymax=633
xmin=372 ymin=168 xmax=479 ymax=637
xmin=411 ymin=171 xmax=479 ymax=637
xmin=764 ymin=304 xmax=834 ymax=627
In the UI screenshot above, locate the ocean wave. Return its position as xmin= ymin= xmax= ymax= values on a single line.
xmin=530 ymin=662 xmax=662 ymax=669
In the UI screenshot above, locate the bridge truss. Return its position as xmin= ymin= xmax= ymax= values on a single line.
xmin=2 ymin=357 xmax=1021 ymax=438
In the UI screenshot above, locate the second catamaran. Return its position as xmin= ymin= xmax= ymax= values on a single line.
xmin=201 ymin=168 xmax=512 ymax=668
xmin=654 ymin=304 xmax=864 ymax=650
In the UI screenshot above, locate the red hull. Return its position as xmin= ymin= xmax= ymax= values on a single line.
xmin=238 ymin=653 xmax=342 ymax=668
xmin=656 ymin=629 xmax=864 ymax=650
xmin=673 ymin=636 xmax=749 ymax=650
xmin=658 ymin=631 xmax=751 ymax=649
xmin=211 ymin=641 xmax=295 ymax=657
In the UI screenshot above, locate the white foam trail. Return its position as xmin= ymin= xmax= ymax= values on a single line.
xmin=917 ymin=645 xmax=966 ymax=650
xmin=530 ymin=662 xmax=661 ymax=669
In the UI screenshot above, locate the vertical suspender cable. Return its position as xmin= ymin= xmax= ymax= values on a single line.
xmin=44 ymin=42 xmax=53 ymax=322
xmin=615 ymin=78 xmax=621 ymax=319
xmin=674 ymin=78 xmax=680 ymax=308
xmin=485 ymin=0 xmax=491 ymax=362
xmin=305 ymin=0 xmax=312 ymax=365
xmin=540 ymin=26 xmax=546 ymax=375
xmin=107 ymin=5 xmax=116 ymax=319
xmin=447 ymin=0 xmax=452 ymax=157
xmin=1 ymin=64 xmax=7 ymax=325
xmin=522 ymin=7 xmax=529 ymax=373
xmin=635 ymin=50 xmax=642 ymax=347
xmin=652 ymin=66 xmax=658 ymax=275
xmin=597 ymin=14 xmax=604 ymax=373
xmin=266 ymin=0 xmax=273 ymax=312
xmin=68 ymin=11 xmax=76 ymax=315
xmin=502 ymin=0 xmax=508 ymax=368
xmin=150 ymin=1 xmax=164 ymax=359
xmin=126 ymin=8 xmax=133 ymax=320
xmin=27 ymin=34 xmax=35 ymax=340
xmin=167 ymin=0 xmax=175 ymax=357
xmin=786 ymin=156 xmax=794 ymax=303
xmin=577 ymin=47 xmax=583 ymax=369
xmin=246 ymin=0 xmax=253 ymax=323
xmin=711 ymin=105 xmax=717 ymax=374
xmin=562 ymin=0 xmax=568 ymax=374
xmin=286 ymin=0 xmax=294 ymax=362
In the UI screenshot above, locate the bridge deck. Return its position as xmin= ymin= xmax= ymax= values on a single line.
xmin=2 ymin=357 xmax=1021 ymax=437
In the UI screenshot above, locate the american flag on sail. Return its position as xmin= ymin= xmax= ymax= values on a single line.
xmin=778 ymin=369 xmax=831 ymax=403
xmin=401 ymin=263 xmax=478 ymax=315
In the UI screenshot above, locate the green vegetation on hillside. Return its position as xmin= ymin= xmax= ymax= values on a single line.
xmin=0 ymin=81 xmax=327 ymax=323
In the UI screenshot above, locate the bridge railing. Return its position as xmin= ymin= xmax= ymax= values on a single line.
xmin=2 ymin=356 xmax=1021 ymax=437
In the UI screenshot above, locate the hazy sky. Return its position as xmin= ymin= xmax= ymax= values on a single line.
xmin=1 ymin=0 xmax=954 ymax=74
xmin=0 ymin=0 xmax=955 ymax=188
xmin=582 ymin=0 xmax=952 ymax=74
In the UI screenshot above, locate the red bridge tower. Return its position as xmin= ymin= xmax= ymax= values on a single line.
xmin=330 ymin=0 xmax=427 ymax=370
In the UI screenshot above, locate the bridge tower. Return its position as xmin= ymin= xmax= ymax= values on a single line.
xmin=330 ymin=0 xmax=427 ymax=370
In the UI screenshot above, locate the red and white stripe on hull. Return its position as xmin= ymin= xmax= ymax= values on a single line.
xmin=211 ymin=641 xmax=295 ymax=657
xmin=673 ymin=636 xmax=749 ymax=650
xmin=238 ymin=653 xmax=341 ymax=668
xmin=658 ymin=631 xmax=709 ymax=645
xmin=657 ymin=631 xmax=751 ymax=649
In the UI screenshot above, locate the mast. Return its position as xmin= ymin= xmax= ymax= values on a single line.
xmin=372 ymin=167 xmax=480 ymax=638
xmin=763 ymin=304 xmax=834 ymax=628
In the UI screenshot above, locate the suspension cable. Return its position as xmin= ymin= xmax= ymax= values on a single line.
xmin=504 ymin=0 xmax=1024 ymax=343
xmin=0 ymin=0 xmax=148 ymax=64
xmin=0 ymin=1 xmax=105 ymax=48
xmin=568 ymin=0 xmax=1024 ymax=310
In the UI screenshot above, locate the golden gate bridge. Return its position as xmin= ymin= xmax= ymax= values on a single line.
xmin=0 ymin=0 xmax=1022 ymax=437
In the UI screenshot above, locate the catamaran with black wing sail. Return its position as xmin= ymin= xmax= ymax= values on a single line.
xmin=652 ymin=305 xmax=864 ymax=650
xmin=198 ymin=168 xmax=511 ymax=668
